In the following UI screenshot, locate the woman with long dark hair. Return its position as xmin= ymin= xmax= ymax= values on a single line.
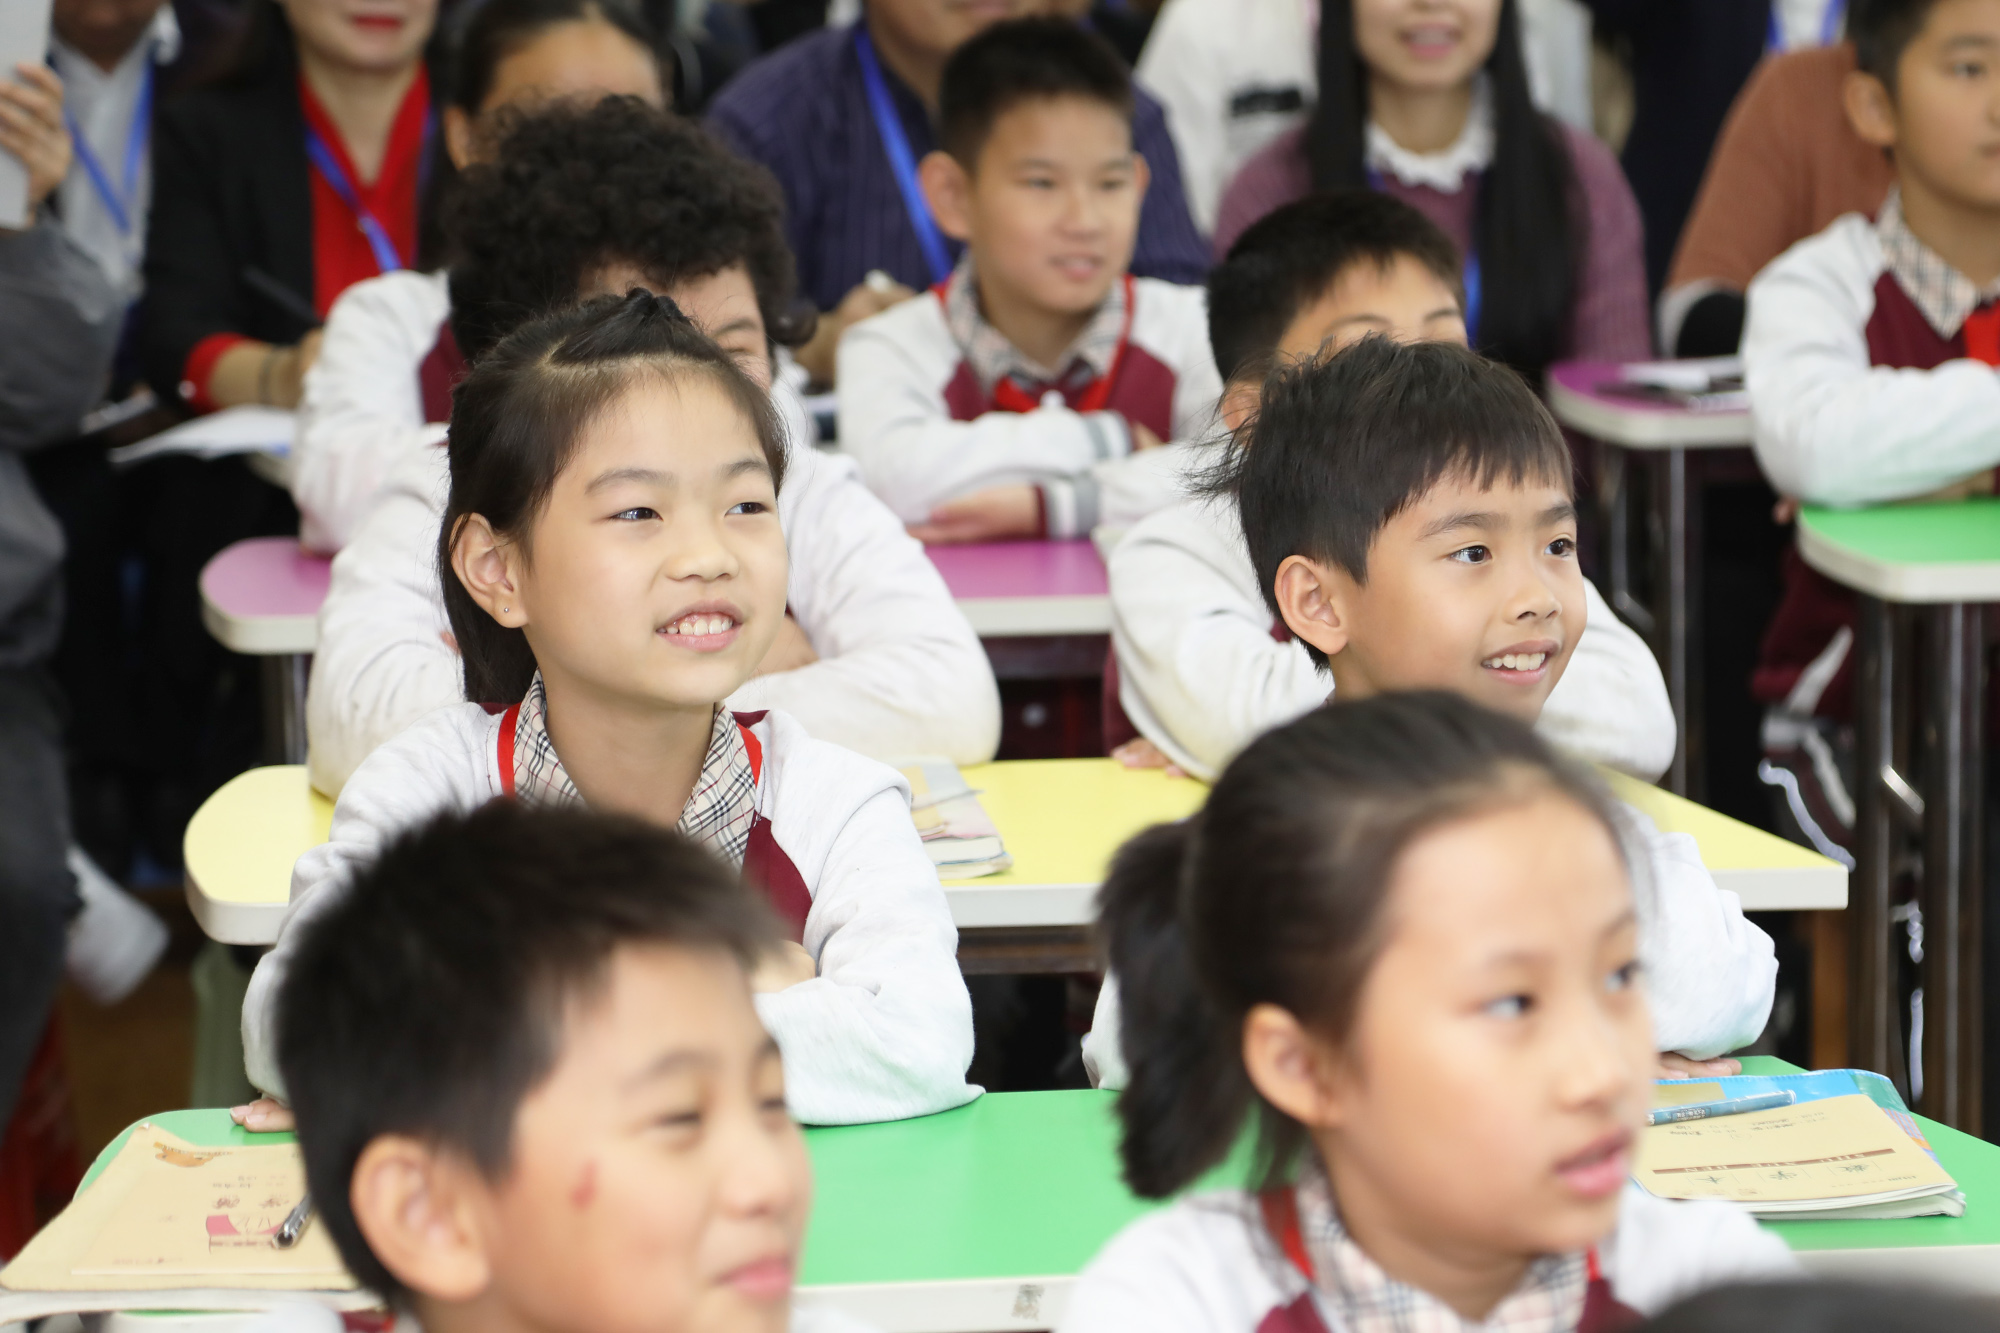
xmin=1213 ymin=0 xmax=1649 ymax=381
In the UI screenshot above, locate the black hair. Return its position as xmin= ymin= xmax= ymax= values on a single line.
xmin=1207 ymin=190 xmax=1465 ymax=384
xmin=444 ymin=96 xmax=808 ymax=361
xmin=439 ymin=290 xmax=788 ymax=705
xmin=938 ymin=17 xmax=1134 ymax=168
xmin=1212 ymin=337 xmax=1570 ymax=669
xmin=276 ymin=801 xmax=778 ymax=1307
xmin=1850 ymin=0 xmax=1945 ymax=88
xmin=1103 ymin=691 xmax=1631 ymax=1198
xmin=1302 ymin=0 xmax=1578 ymax=381
xmin=445 ymin=0 xmax=658 ymax=113
xmin=1638 ymin=1281 xmax=2000 ymax=1333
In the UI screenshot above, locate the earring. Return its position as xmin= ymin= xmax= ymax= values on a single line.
xmin=501 ymin=606 xmax=511 ymax=614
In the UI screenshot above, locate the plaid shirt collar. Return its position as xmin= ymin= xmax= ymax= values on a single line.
xmin=941 ymin=255 xmax=1128 ymax=397
xmin=511 ymin=674 xmax=761 ymax=868
xmin=1876 ymin=188 xmax=2000 ymax=339
xmin=1293 ymin=1171 xmax=1590 ymax=1333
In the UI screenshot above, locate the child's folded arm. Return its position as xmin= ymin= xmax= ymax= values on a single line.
xmin=1746 ymin=219 xmax=2000 ymax=505
xmin=727 ymin=447 xmax=1001 ymax=764
xmin=291 ymin=272 xmax=453 ymax=555
xmin=1619 ymin=804 xmax=1778 ymax=1061
xmin=751 ymin=728 xmax=979 ymax=1125
xmin=304 ymin=444 xmax=462 ymax=797
xmin=1108 ymin=503 xmax=1328 ymax=780
xmin=837 ymin=310 xmax=1132 ymax=524
xmin=1605 ymin=1187 xmax=1801 ymax=1315
xmin=1538 ymin=579 xmax=1676 ymax=781
xmin=244 ymin=708 xmax=499 ymax=1099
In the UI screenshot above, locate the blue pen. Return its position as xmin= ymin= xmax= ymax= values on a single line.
xmin=1647 ymin=1090 xmax=1797 ymax=1127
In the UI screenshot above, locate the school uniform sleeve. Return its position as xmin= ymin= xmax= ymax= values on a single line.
xmin=291 ymin=270 xmax=452 ymax=554
xmin=1620 ymin=801 xmax=1777 ymax=1059
xmin=1080 ymin=973 xmax=1128 ymax=1089
xmin=1539 ymin=579 xmax=1677 ymax=781
xmin=1746 ymin=216 xmax=2000 ymax=505
xmin=1603 ymin=1185 xmax=1799 ymax=1314
xmin=727 ymin=440 xmax=1001 ymax=764
xmin=303 ymin=443 xmax=462 ymax=797
xmin=1092 ymin=442 xmax=1210 ymax=537
xmin=837 ymin=295 xmax=1136 ymax=527
xmin=1059 ymin=1192 xmax=1295 ymax=1333
xmin=243 ymin=705 xmax=501 ymax=1100
xmin=1558 ymin=123 xmax=1654 ymax=363
xmin=752 ymin=712 xmax=979 ymax=1124
xmin=1108 ymin=500 xmax=1330 ymax=780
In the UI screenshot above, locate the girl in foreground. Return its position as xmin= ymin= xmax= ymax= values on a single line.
xmin=1061 ymin=693 xmax=1793 ymax=1332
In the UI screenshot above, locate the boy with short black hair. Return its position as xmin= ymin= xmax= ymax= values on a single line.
xmin=278 ymin=801 xmax=867 ymax=1332
xmin=1107 ymin=191 xmax=1676 ymax=784
xmin=1744 ymin=0 xmax=2000 ymax=777
xmin=1085 ymin=335 xmax=1775 ymax=1087
xmin=838 ymin=16 xmax=1222 ymax=544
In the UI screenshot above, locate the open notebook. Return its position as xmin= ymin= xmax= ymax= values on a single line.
xmin=1634 ymin=1069 xmax=1962 ymax=1220
xmin=898 ymin=758 xmax=1012 ymax=879
xmin=0 ymin=1124 xmax=370 ymax=1323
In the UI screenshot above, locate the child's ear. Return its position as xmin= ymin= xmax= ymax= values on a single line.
xmin=1272 ymin=555 xmax=1351 ymax=661
xmin=1241 ymin=1003 xmax=1352 ymax=1130
xmin=919 ymin=150 xmax=976 ymax=243
xmin=450 ymin=514 xmax=528 ymax=629
xmin=350 ymin=1135 xmax=496 ymax=1304
xmin=1130 ymin=149 xmax=1151 ymax=202
xmin=1843 ymin=70 xmax=1898 ymax=150
xmin=1219 ymin=377 xmax=1260 ymax=434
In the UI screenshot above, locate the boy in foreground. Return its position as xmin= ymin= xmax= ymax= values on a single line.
xmin=838 ymin=17 xmax=1221 ymax=544
xmin=276 ymin=802 xmax=870 ymax=1333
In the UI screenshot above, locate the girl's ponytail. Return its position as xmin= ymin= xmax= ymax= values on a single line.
xmin=1099 ymin=821 xmax=1254 ymax=1199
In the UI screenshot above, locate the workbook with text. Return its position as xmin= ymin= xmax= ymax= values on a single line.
xmin=1634 ymin=1069 xmax=1962 ymax=1220
xmin=896 ymin=758 xmax=1011 ymax=879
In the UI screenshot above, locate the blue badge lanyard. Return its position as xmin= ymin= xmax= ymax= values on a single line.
xmin=304 ymin=122 xmax=411 ymax=275
xmin=854 ymin=26 xmax=954 ymax=286
xmin=1767 ymin=0 xmax=1846 ymax=52
xmin=62 ymin=60 xmax=153 ymax=237
xmin=1365 ymin=167 xmax=1482 ymax=342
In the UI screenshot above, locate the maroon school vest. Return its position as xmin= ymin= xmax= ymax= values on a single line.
xmin=1753 ymin=276 xmax=2000 ymax=718
xmin=1254 ymin=1190 xmax=1640 ymax=1333
xmin=492 ymin=704 xmax=814 ymax=941
xmin=418 ymin=321 xmax=468 ymax=424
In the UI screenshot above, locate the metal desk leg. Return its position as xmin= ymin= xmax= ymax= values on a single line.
xmin=1602 ymin=443 xmax=1653 ymax=635
xmin=260 ymin=653 xmax=309 ymax=766
xmin=1919 ymin=603 xmax=1983 ymax=1132
xmin=1664 ymin=448 xmax=1691 ymax=796
xmin=1852 ymin=596 xmax=1898 ymax=1079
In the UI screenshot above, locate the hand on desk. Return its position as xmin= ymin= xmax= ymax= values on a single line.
xmin=1657 ymin=1052 xmax=1742 ymax=1080
xmin=750 ymin=941 xmax=817 ymax=993
xmin=909 ymin=484 xmax=1040 ymax=545
xmin=231 ymin=1097 xmax=297 ymax=1132
xmin=1112 ymin=736 xmax=1189 ymax=779
xmin=754 ymin=613 xmax=819 ymax=677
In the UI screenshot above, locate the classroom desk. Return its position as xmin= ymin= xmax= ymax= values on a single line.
xmin=1796 ymin=500 xmax=2000 ymax=1133
xmin=181 ymin=761 xmax=1841 ymax=982
xmin=69 ymin=1056 xmax=2000 ymax=1332
xmin=198 ymin=537 xmax=332 ymax=766
xmin=1546 ymin=361 xmax=1754 ymax=797
xmin=927 ymin=540 xmax=1111 ymax=638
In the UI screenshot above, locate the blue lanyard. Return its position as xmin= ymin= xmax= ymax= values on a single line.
xmin=63 ymin=61 xmax=153 ymax=237
xmin=1767 ymin=0 xmax=1845 ymax=51
xmin=854 ymin=27 xmax=954 ymax=286
xmin=1365 ymin=168 xmax=1482 ymax=342
xmin=304 ymin=124 xmax=408 ymax=274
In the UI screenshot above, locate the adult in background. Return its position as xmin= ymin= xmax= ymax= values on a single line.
xmin=705 ymin=0 xmax=1209 ymax=388
xmin=1213 ymin=0 xmax=1650 ymax=384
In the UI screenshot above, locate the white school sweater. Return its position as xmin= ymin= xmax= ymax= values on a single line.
xmin=298 ymin=279 xmax=1001 ymax=796
xmin=1057 ymin=1185 xmax=1797 ymax=1333
xmin=1744 ymin=212 xmax=2000 ymax=506
xmin=243 ymin=705 xmax=978 ymax=1127
xmin=1109 ymin=498 xmax=1678 ymax=782
xmin=836 ymin=277 xmax=1224 ymax=537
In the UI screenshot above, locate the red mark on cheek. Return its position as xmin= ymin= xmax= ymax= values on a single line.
xmin=570 ymin=1160 xmax=597 ymax=1210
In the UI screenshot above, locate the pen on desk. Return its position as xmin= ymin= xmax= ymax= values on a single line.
xmin=1646 ymin=1090 xmax=1796 ymax=1127
xmin=243 ymin=267 xmax=323 ymax=329
xmin=275 ymin=1192 xmax=313 ymax=1248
